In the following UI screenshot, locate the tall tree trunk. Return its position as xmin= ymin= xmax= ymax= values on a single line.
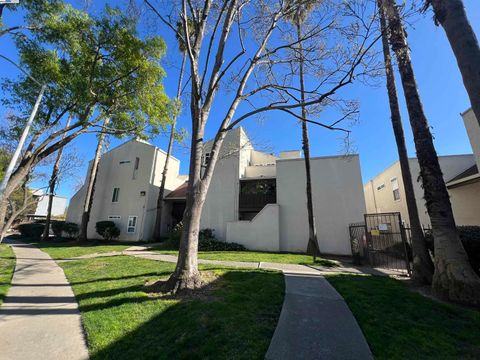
xmin=378 ymin=0 xmax=434 ymax=284
xmin=158 ymin=116 xmax=205 ymax=292
xmin=78 ymin=119 xmax=110 ymax=242
xmin=41 ymin=115 xmax=72 ymax=242
xmin=153 ymin=53 xmax=186 ymax=242
xmin=0 ymin=179 xmax=31 ymax=240
xmin=0 ymin=159 xmax=34 ymax=242
xmin=296 ymin=20 xmax=320 ymax=259
xmin=385 ymin=0 xmax=480 ymax=305
xmin=429 ymin=0 xmax=480 ymax=126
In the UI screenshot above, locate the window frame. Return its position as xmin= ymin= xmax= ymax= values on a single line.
xmin=112 ymin=187 xmax=120 ymax=202
xmin=127 ymin=215 xmax=137 ymax=233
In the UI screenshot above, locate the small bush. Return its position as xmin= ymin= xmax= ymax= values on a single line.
xmin=51 ymin=221 xmax=79 ymax=239
xmin=96 ymin=221 xmax=120 ymax=241
xmin=17 ymin=222 xmax=45 ymax=238
xmin=198 ymin=228 xmax=246 ymax=251
xmin=424 ymin=226 xmax=480 ymax=275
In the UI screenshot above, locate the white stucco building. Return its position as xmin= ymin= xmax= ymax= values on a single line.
xmin=67 ymin=127 xmax=366 ymax=255
xmin=28 ymin=190 xmax=68 ymax=220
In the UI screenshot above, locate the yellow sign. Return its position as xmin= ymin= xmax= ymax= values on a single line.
xmin=371 ymin=229 xmax=380 ymax=236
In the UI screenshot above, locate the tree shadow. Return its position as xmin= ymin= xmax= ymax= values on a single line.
xmin=76 ymin=269 xmax=284 ymax=360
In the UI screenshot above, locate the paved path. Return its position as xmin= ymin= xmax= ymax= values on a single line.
xmin=265 ymin=273 xmax=373 ymax=360
xmin=0 ymin=241 xmax=89 ymax=360
xmin=124 ymin=246 xmax=374 ymax=359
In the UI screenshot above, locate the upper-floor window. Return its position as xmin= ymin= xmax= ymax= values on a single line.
xmin=391 ymin=177 xmax=400 ymax=201
xmin=376 ymin=183 xmax=385 ymax=191
xmin=133 ymin=157 xmax=140 ymax=179
xmin=204 ymin=152 xmax=211 ymax=166
xmin=112 ymin=187 xmax=120 ymax=202
xmin=119 ymin=160 xmax=131 ymax=164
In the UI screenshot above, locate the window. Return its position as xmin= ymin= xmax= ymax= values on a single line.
xmin=391 ymin=177 xmax=400 ymax=201
xmin=119 ymin=160 xmax=131 ymax=164
xmin=108 ymin=215 xmax=121 ymax=220
xmin=376 ymin=183 xmax=385 ymax=191
xmin=133 ymin=157 xmax=140 ymax=179
xmin=204 ymin=152 xmax=211 ymax=166
xmin=127 ymin=216 xmax=137 ymax=233
xmin=112 ymin=187 xmax=120 ymax=202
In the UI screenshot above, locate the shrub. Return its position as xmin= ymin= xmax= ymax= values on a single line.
xmin=17 ymin=222 xmax=45 ymax=238
xmin=424 ymin=226 xmax=480 ymax=275
xmin=164 ymin=226 xmax=246 ymax=251
xmin=198 ymin=228 xmax=246 ymax=251
xmin=51 ymin=221 xmax=79 ymax=239
xmin=95 ymin=221 xmax=120 ymax=241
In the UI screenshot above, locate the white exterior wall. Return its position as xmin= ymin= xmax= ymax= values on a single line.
xmin=226 ymin=204 xmax=280 ymax=251
xmin=66 ymin=139 xmax=184 ymax=242
xmin=276 ymin=155 xmax=366 ymax=255
xmin=244 ymin=164 xmax=276 ymax=178
xmin=200 ymin=128 xmax=248 ymax=240
xmin=34 ymin=195 xmax=68 ymax=217
xmin=462 ymin=109 xmax=480 ymax=169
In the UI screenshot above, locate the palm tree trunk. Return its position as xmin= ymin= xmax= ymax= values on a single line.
xmin=153 ymin=53 xmax=186 ymax=242
xmin=384 ymin=0 xmax=480 ymax=305
xmin=41 ymin=115 xmax=72 ymax=242
xmin=429 ymin=0 xmax=480 ymax=127
xmin=296 ymin=21 xmax=320 ymax=260
xmin=78 ymin=119 xmax=110 ymax=242
xmin=378 ymin=0 xmax=434 ymax=284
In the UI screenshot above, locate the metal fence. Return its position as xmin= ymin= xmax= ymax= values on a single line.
xmin=348 ymin=212 xmax=426 ymax=275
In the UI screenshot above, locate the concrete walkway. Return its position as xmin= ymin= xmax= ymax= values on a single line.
xmin=0 ymin=241 xmax=89 ymax=360
xmin=265 ymin=273 xmax=373 ymax=360
xmin=124 ymin=246 xmax=374 ymax=359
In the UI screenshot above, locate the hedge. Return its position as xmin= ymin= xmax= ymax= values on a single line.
xmin=17 ymin=223 xmax=45 ymax=238
xmin=95 ymin=221 xmax=120 ymax=241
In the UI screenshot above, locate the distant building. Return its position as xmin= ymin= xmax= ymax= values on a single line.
xmin=27 ymin=190 xmax=68 ymax=220
xmin=364 ymin=108 xmax=480 ymax=226
xmin=66 ymin=127 xmax=366 ymax=255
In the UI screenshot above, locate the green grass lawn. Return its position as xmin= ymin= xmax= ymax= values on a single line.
xmin=327 ymin=274 xmax=480 ymax=359
xmin=151 ymin=248 xmax=337 ymax=267
xmin=0 ymin=244 xmax=15 ymax=305
xmin=59 ymin=255 xmax=284 ymax=359
xmin=18 ymin=238 xmax=131 ymax=260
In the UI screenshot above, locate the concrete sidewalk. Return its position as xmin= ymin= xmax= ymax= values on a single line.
xmin=0 ymin=241 xmax=89 ymax=360
xmin=265 ymin=273 xmax=373 ymax=360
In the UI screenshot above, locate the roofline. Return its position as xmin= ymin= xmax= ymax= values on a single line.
xmin=460 ymin=107 xmax=473 ymax=117
xmin=276 ymin=154 xmax=359 ymax=163
xmin=447 ymin=173 xmax=480 ymax=188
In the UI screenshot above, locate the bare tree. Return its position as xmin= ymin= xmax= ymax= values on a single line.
xmin=147 ymin=0 xmax=380 ymax=292
xmin=424 ymin=0 xmax=480 ymax=127
xmin=377 ymin=0 xmax=433 ymax=284
xmin=384 ymin=0 xmax=480 ymax=305
xmin=78 ymin=118 xmax=110 ymax=242
xmin=150 ymin=14 xmax=191 ymax=242
xmin=41 ymin=114 xmax=73 ymax=241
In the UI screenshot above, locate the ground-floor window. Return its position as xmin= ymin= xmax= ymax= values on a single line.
xmin=127 ymin=216 xmax=137 ymax=233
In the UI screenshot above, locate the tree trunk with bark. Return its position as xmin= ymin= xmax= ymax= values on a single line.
xmin=378 ymin=0 xmax=434 ymax=284
xmin=158 ymin=117 xmax=205 ymax=291
xmin=153 ymin=53 xmax=186 ymax=242
xmin=296 ymin=20 xmax=321 ymax=259
xmin=0 ymin=179 xmax=32 ymax=240
xmin=385 ymin=0 xmax=480 ymax=305
xmin=78 ymin=119 xmax=110 ymax=242
xmin=41 ymin=115 xmax=72 ymax=242
xmin=428 ymin=0 xmax=480 ymax=126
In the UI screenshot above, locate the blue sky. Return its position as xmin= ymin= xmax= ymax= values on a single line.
xmin=1 ymin=0 xmax=479 ymax=201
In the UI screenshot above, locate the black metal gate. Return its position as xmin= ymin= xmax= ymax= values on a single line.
xmin=364 ymin=212 xmax=411 ymax=274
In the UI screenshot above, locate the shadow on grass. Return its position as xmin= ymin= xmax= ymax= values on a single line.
xmin=326 ymin=274 xmax=480 ymax=359
xmin=69 ymin=263 xmax=284 ymax=360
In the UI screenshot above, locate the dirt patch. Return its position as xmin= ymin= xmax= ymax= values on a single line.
xmin=144 ymin=270 xmax=224 ymax=302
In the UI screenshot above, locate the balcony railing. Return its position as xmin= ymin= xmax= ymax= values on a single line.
xmin=239 ymin=193 xmax=276 ymax=212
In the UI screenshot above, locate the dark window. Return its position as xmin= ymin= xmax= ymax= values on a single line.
xmin=204 ymin=152 xmax=211 ymax=165
xmin=112 ymin=187 xmax=120 ymax=202
xmin=393 ymin=188 xmax=400 ymax=201
xmin=133 ymin=157 xmax=140 ymax=179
